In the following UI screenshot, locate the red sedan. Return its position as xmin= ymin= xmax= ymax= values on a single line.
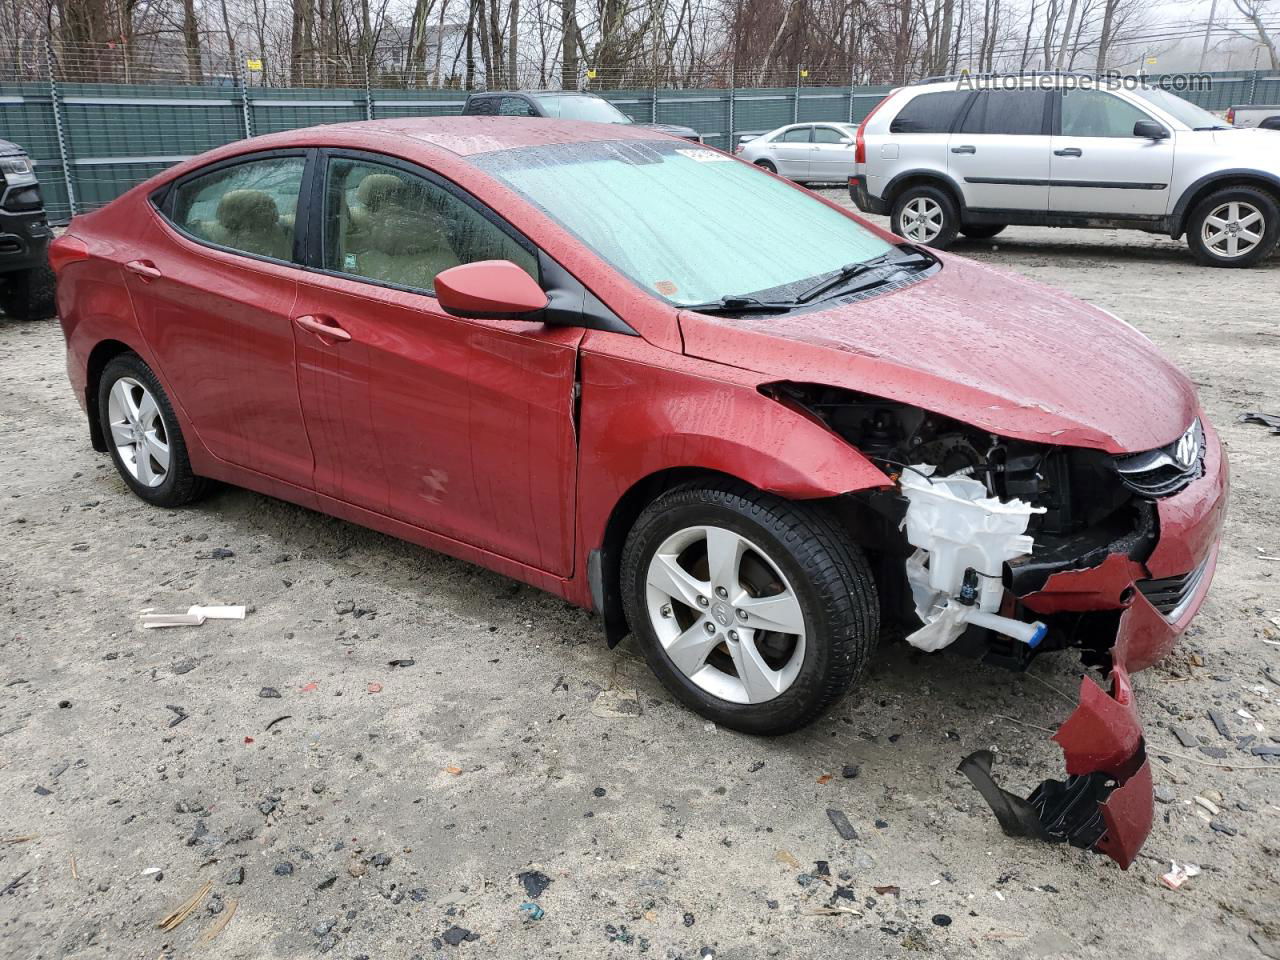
xmin=50 ymin=117 xmax=1226 ymax=868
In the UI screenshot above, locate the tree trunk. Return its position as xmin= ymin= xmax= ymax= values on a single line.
xmin=560 ymin=0 xmax=578 ymax=88
xmin=1055 ymin=0 xmax=1079 ymax=69
xmin=181 ymin=0 xmax=203 ymax=83
xmin=507 ymin=0 xmax=519 ymax=85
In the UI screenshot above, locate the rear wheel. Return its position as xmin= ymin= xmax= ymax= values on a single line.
xmin=0 ymin=260 xmax=56 ymax=320
xmin=1186 ymin=186 xmax=1280 ymax=267
xmin=754 ymin=159 xmax=777 ymax=174
xmin=890 ymin=184 xmax=959 ymax=249
xmin=960 ymin=223 xmax=1006 ymax=239
xmin=97 ymin=353 xmax=208 ymax=507
xmin=621 ymin=480 xmax=878 ymax=735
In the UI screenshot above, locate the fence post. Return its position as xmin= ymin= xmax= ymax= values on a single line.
xmin=848 ymin=60 xmax=857 ymax=123
xmin=1249 ymin=69 xmax=1258 ymax=106
xmin=793 ymin=65 xmax=800 ymax=123
xmin=364 ymin=64 xmax=374 ymax=120
xmin=727 ymin=60 xmax=735 ymax=150
xmin=45 ymin=41 xmax=77 ymax=218
xmin=238 ymin=61 xmax=254 ymax=139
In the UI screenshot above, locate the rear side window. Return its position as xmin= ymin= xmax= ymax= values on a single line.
xmin=889 ymin=92 xmax=970 ymax=133
xmin=466 ymin=97 xmax=497 ymax=115
xmin=499 ymin=96 xmax=536 ymax=117
xmin=169 ymin=156 xmax=305 ymax=261
xmin=322 ymin=158 xmax=536 ymax=294
xmin=960 ymin=90 xmax=1050 ymax=135
xmin=1059 ymin=90 xmax=1152 ymax=137
xmin=778 ymin=127 xmax=812 ymax=143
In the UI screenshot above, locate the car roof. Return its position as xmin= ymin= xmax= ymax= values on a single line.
xmin=185 ymin=116 xmax=669 ymax=162
xmin=472 ymin=90 xmax=597 ymax=99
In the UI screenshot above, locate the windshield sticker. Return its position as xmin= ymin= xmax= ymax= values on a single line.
xmin=655 ymin=280 xmax=679 ymax=296
xmin=675 ymin=149 xmax=731 ymax=163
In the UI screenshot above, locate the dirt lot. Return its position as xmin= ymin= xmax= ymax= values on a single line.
xmin=2 ymin=206 xmax=1279 ymax=960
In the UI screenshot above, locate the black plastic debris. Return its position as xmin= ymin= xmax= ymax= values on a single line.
xmin=441 ymin=926 xmax=476 ymax=946
xmin=826 ymin=808 xmax=858 ymax=840
xmin=1239 ymin=411 xmax=1280 ymax=435
xmin=518 ymin=870 xmax=552 ymax=898
xmin=932 ymin=914 xmax=952 ymax=927
xmin=387 ymin=659 xmax=416 ymax=668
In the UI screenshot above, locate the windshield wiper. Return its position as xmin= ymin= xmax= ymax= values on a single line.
xmin=796 ymin=250 xmax=935 ymax=304
xmin=1194 ymin=125 xmax=1229 ymax=131
xmin=681 ymin=295 xmax=800 ymax=316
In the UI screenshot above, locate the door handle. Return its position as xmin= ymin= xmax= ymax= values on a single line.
xmin=293 ymin=314 xmax=351 ymax=343
xmin=125 ymin=259 xmax=162 ymax=281
xmin=951 ymin=145 xmax=976 ymax=154
xmin=1054 ymin=147 xmax=1083 ymax=157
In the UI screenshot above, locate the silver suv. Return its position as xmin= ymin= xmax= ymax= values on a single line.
xmin=849 ymin=76 xmax=1280 ymax=267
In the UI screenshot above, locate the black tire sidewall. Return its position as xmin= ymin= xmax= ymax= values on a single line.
xmin=0 ymin=261 xmax=56 ymax=321
xmin=1187 ymin=186 xmax=1280 ymax=268
xmin=97 ymin=355 xmax=195 ymax=507
xmin=890 ymin=185 xmax=960 ymax=249
xmin=960 ymin=223 xmax=1006 ymax=239
xmin=755 ymin=159 xmax=777 ymax=174
xmin=621 ymin=485 xmax=875 ymax=736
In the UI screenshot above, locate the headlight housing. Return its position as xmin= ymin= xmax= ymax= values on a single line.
xmin=0 ymin=156 xmax=37 ymax=186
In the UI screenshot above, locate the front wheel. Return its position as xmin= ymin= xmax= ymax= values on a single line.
xmin=754 ymin=159 xmax=777 ymax=174
xmin=890 ymin=185 xmax=959 ymax=249
xmin=621 ymin=480 xmax=879 ymax=736
xmin=0 ymin=260 xmax=56 ymax=320
xmin=1186 ymin=186 xmax=1280 ymax=267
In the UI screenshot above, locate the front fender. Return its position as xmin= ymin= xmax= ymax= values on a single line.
xmin=572 ymin=339 xmax=889 ymax=609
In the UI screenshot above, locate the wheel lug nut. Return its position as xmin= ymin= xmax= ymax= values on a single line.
xmin=728 ymin=629 xmax=739 ymax=641
xmin=660 ymin=603 xmax=672 ymax=619
xmin=735 ymin=609 xmax=747 ymax=620
xmin=696 ymin=596 xmax=709 ymax=607
xmin=715 ymin=586 xmax=728 ymax=599
xmin=703 ymin=621 xmax=716 ymax=635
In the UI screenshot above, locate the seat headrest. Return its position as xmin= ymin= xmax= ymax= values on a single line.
xmin=217 ymin=190 xmax=280 ymax=232
xmin=355 ymin=173 xmax=411 ymax=213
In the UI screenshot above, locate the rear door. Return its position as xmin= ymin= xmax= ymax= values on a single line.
xmin=127 ymin=151 xmax=315 ymax=487
xmin=1049 ymin=89 xmax=1175 ymax=216
xmin=289 ymin=151 xmax=583 ymax=575
xmin=949 ymin=88 xmax=1053 ymax=212
xmin=770 ymin=126 xmax=814 ymax=179
xmin=874 ymin=90 xmax=971 ymax=200
xmin=809 ymin=124 xmax=856 ymax=180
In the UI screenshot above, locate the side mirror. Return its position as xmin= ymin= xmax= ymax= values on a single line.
xmin=434 ymin=260 xmax=549 ymax=319
xmin=1133 ymin=120 xmax=1169 ymax=140
xmin=839 ymin=136 xmax=853 ymax=145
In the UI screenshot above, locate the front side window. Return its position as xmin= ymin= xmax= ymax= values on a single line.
xmin=1130 ymin=87 xmax=1225 ymax=129
xmin=474 ymin=140 xmax=893 ymax=307
xmin=532 ymin=94 xmax=630 ymax=124
xmin=889 ymin=91 xmax=970 ymax=133
xmin=813 ymin=126 xmax=850 ymax=144
xmin=170 ymin=155 xmax=304 ymax=261
xmin=322 ymin=158 xmax=536 ymax=294
xmin=1060 ymin=90 xmax=1152 ymax=138
xmin=499 ymin=96 xmax=536 ymax=117
xmin=778 ymin=127 xmax=812 ymax=143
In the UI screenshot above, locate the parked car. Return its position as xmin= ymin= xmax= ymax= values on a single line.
xmin=1226 ymin=103 xmax=1280 ymax=130
xmin=462 ymin=90 xmax=701 ymax=141
xmin=734 ymin=122 xmax=859 ymax=183
xmin=51 ymin=116 xmax=1227 ymax=868
xmin=849 ymin=76 xmax=1280 ymax=266
xmin=0 ymin=137 xmax=55 ymax=320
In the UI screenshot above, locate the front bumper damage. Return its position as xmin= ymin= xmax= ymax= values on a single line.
xmin=922 ymin=422 xmax=1228 ymax=869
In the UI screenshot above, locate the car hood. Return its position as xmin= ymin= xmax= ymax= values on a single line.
xmin=1211 ymin=126 xmax=1280 ymax=165
xmin=678 ymin=254 xmax=1198 ymax=454
xmin=636 ymin=121 xmax=699 ymax=138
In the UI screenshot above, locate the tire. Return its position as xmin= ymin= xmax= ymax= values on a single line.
xmin=0 ymin=260 xmax=56 ymax=320
xmin=754 ymin=159 xmax=777 ymax=174
xmin=621 ymin=479 xmax=879 ymax=736
xmin=960 ymin=223 xmax=1006 ymax=239
xmin=890 ymin=184 xmax=960 ymax=249
xmin=97 ymin=353 xmax=209 ymax=507
xmin=1185 ymin=185 xmax=1280 ymax=268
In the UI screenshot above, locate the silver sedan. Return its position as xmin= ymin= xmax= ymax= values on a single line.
xmin=733 ymin=122 xmax=859 ymax=184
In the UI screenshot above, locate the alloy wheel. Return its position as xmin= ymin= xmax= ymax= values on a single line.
xmin=107 ymin=377 xmax=170 ymax=487
xmin=1201 ymin=201 xmax=1264 ymax=259
xmin=900 ymin=197 xmax=944 ymax=243
xmin=644 ymin=525 xmax=806 ymax=704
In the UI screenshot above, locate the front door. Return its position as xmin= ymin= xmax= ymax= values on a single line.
xmin=1049 ymin=89 xmax=1175 ymax=217
xmin=809 ymin=124 xmax=855 ymax=180
xmin=949 ymin=88 xmax=1053 ymax=212
xmin=291 ymin=152 xmax=582 ymax=575
xmin=126 ymin=152 xmax=314 ymax=487
xmin=770 ymin=125 xmax=813 ymax=179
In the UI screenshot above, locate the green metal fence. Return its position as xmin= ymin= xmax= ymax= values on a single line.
xmin=3 ymin=70 xmax=1277 ymax=224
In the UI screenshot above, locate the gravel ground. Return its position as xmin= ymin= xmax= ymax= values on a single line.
xmin=2 ymin=205 xmax=1279 ymax=960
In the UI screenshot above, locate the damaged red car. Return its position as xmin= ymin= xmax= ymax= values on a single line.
xmin=50 ymin=118 xmax=1227 ymax=869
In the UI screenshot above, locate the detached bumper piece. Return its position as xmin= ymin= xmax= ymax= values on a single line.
xmin=959 ymin=667 xmax=1152 ymax=869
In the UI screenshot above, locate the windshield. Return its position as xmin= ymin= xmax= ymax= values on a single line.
xmin=533 ymin=94 xmax=632 ymax=124
xmin=474 ymin=140 xmax=893 ymax=307
xmin=1130 ymin=87 xmax=1225 ymax=129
